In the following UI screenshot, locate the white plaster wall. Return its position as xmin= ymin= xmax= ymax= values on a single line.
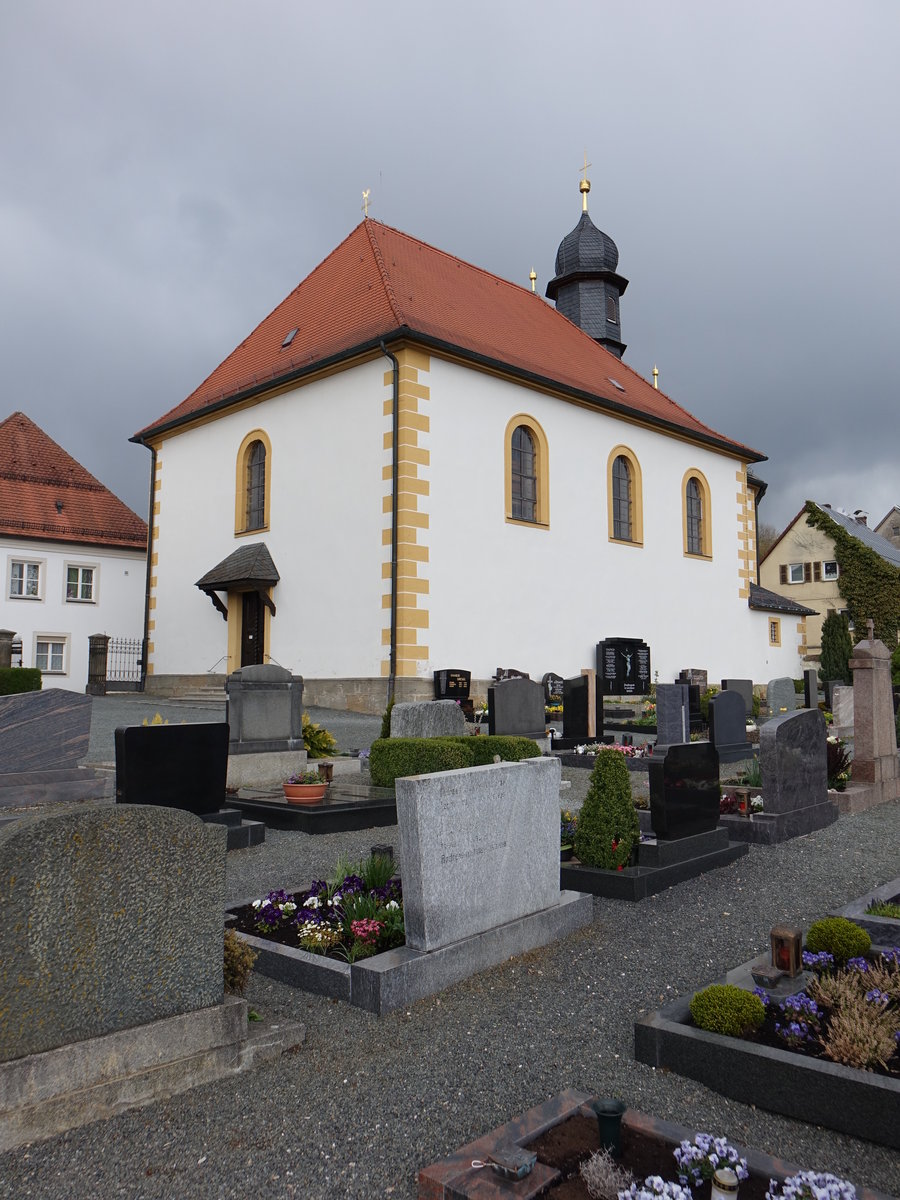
xmin=150 ymin=360 xmax=386 ymax=679
xmin=1 ymin=538 xmax=146 ymax=691
xmin=424 ymin=358 xmax=779 ymax=686
xmin=748 ymin=609 xmax=806 ymax=680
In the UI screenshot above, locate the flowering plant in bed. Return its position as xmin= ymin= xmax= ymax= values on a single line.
xmin=285 ymin=768 xmax=328 ymax=785
xmin=673 ymin=1133 xmax=748 ymax=1189
xmin=237 ymin=853 xmax=404 ymax=964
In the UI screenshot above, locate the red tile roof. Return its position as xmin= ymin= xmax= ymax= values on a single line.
xmin=0 ymin=412 xmax=148 ymax=550
xmin=136 ymin=220 xmax=764 ymax=460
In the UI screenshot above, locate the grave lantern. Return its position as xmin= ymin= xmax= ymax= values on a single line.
xmin=770 ymin=925 xmax=802 ymax=977
xmin=711 ymin=1167 xmax=740 ymax=1200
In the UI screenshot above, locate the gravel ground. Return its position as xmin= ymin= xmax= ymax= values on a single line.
xmin=4 ymin=702 xmax=899 ymax=1199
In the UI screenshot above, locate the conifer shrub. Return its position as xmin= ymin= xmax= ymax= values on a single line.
xmin=805 ymin=917 xmax=871 ymax=965
xmin=0 ymin=668 xmax=42 ymax=695
xmin=223 ymin=929 xmax=257 ymax=995
xmin=818 ymin=611 xmax=853 ymax=686
xmin=380 ymin=696 xmax=395 ymax=740
xmin=573 ymin=748 xmax=639 ymax=869
xmin=689 ymin=983 xmax=766 ymax=1037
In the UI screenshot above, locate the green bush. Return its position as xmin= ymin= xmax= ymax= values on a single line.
xmin=690 ymin=984 xmax=766 ymax=1037
xmin=0 ymin=668 xmax=42 ymax=695
xmin=573 ymin=748 xmax=639 ymax=870
xmin=223 ymin=928 xmax=257 ymax=995
xmin=380 ymin=697 xmax=395 ymax=740
xmin=751 ymin=692 xmax=762 ymax=720
xmin=699 ymin=686 xmax=719 ymax=724
xmin=805 ymin=916 xmax=871 ymax=965
xmin=792 ymin=678 xmax=805 ymax=694
xmin=819 ymin=611 xmax=853 ymax=686
xmin=368 ymin=735 xmax=539 ymax=788
xmin=891 ymin=644 xmax=900 ymax=686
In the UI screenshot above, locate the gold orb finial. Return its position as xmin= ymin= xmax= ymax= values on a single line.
xmin=529 ymin=268 xmax=537 ymax=293
xmin=580 ymin=151 xmax=592 ymax=211
xmin=652 ymin=365 xmax=659 ymax=390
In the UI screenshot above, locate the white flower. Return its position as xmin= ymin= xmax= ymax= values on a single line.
xmin=385 ymin=900 xmax=399 ymax=910
xmin=251 ymin=899 xmax=262 ymax=909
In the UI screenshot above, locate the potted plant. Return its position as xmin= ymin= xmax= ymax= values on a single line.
xmin=283 ymin=768 xmax=329 ymax=805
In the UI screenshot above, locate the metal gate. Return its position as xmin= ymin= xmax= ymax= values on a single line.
xmin=107 ymin=637 xmax=144 ymax=691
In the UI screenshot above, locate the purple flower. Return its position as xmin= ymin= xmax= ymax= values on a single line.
xmin=847 ymin=957 xmax=869 ymax=972
xmin=752 ymin=987 xmax=771 ymax=1006
xmin=801 ymin=950 xmax=834 ymax=971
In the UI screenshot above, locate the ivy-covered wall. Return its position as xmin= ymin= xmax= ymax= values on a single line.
xmin=804 ymin=501 xmax=900 ymax=645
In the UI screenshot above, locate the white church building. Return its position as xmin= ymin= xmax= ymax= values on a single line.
xmin=134 ymin=182 xmax=808 ymax=710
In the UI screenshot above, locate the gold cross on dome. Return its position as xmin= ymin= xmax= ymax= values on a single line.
xmin=579 ymin=151 xmax=592 ymax=210
xmin=362 ymin=189 xmax=371 ymax=217
xmin=581 ymin=151 xmax=592 ymax=183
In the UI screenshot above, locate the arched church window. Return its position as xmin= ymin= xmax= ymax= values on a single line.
xmin=234 ymin=430 xmax=272 ymax=535
xmin=682 ymin=469 xmax=712 ymax=558
xmin=606 ymin=446 xmax=643 ymax=545
xmin=511 ymin=426 xmax=536 ymax=522
xmin=504 ymin=416 xmax=549 ymax=528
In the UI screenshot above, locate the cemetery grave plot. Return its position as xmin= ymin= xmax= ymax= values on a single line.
xmin=417 ymin=1091 xmax=895 ymax=1200
xmin=634 ymin=941 xmax=900 ymax=1150
xmin=831 ymin=875 xmax=900 ymax=943
xmin=228 ymin=780 xmax=397 ymax=834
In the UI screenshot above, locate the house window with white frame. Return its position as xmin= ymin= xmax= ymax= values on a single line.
xmin=822 ymin=560 xmax=839 ymax=581
xmin=10 ymin=559 xmax=41 ymax=599
xmin=66 ymin=565 xmax=96 ymax=602
xmin=35 ymin=636 xmax=67 ymax=674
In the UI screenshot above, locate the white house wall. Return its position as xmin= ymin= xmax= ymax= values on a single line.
xmin=1 ymin=537 xmax=146 ymax=691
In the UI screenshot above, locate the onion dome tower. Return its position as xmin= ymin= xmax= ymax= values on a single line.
xmin=546 ymin=173 xmax=628 ymax=358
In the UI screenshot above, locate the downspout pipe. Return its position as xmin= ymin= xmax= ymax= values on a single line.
xmin=139 ymin=445 xmax=157 ymax=690
xmin=380 ymin=342 xmax=400 ymax=706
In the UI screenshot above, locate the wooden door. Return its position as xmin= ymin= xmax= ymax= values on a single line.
xmin=241 ymin=591 xmax=264 ymax=666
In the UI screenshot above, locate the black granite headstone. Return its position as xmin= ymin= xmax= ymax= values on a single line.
xmin=542 ymin=672 xmax=564 ymax=705
xmin=433 ymin=669 xmax=471 ymax=701
xmin=563 ymin=676 xmax=590 ymax=740
xmin=597 ymin=638 xmax=651 ymax=696
xmin=823 ymin=679 xmax=843 ymax=710
xmin=649 ymin=742 xmax=720 ymax=839
xmin=488 ymin=677 xmax=545 ymax=737
xmin=493 ymin=667 xmax=530 ymax=681
xmin=803 ymin=669 xmax=818 ymax=710
xmin=709 ymin=691 xmax=753 ymax=763
xmin=721 ymin=678 xmax=754 ymax=722
xmin=115 ymin=723 xmax=229 ymax=816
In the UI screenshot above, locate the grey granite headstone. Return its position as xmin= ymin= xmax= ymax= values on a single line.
xmin=766 ymin=676 xmax=797 ymax=717
xmin=396 ymin=757 xmax=560 ymax=952
xmin=226 ymin=664 xmax=303 ymax=751
xmin=709 ymin=690 xmax=753 ymax=762
xmin=721 ymin=679 xmax=754 ymax=721
xmin=831 ymin=685 xmax=854 ymax=736
xmin=757 ymin=709 xmax=837 ymax=839
xmin=656 ymin=684 xmax=690 ymax=744
xmin=487 ymin=677 xmax=545 ymax=738
xmin=803 ymin=668 xmax=819 ymax=710
xmin=390 ymin=700 xmax=467 ymax=739
xmin=0 ymin=689 xmax=91 ymax=772
xmin=0 ymin=805 xmax=225 ymax=1061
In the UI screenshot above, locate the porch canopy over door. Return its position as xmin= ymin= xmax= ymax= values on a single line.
xmin=194 ymin=542 xmax=279 ymax=623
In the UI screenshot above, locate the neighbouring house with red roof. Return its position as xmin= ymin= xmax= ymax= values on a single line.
xmin=0 ymin=412 xmax=147 ymax=692
xmin=133 ymin=182 xmax=807 ymax=709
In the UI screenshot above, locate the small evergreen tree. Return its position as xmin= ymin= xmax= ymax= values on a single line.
xmin=819 ymin=611 xmax=853 ymax=686
xmin=573 ymin=748 xmax=639 ymax=869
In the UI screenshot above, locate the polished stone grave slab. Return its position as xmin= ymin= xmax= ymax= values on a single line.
xmin=229 ymin=780 xmax=397 ymax=834
xmin=709 ymin=689 xmax=753 ymax=763
xmin=488 ymin=677 xmax=546 ymax=738
xmin=0 ymin=689 xmax=106 ymax=807
xmin=649 ymin=742 xmax=720 ymax=839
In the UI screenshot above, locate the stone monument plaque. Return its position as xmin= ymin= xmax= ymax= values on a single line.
xmin=597 ymin=638 xmax=651 ymax=696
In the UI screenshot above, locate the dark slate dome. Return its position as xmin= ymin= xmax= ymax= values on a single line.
xmin=554 ymin=211 xmax=619 ymax=276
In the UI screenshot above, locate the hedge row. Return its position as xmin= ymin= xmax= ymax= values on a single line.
xmin=369 ymin=735 xmax=541 ymax=789
xmin=0 ymin=668 xmax=42 ymax=696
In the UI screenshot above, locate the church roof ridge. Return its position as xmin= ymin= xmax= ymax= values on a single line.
xmin=134 ymin=220 xmax=764 ymax=463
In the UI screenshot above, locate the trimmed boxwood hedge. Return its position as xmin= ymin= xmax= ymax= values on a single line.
xmin=0 ymin=668 xmax=42 ymax=695
xmin=369 ymin=735 xmax=540 ymax=789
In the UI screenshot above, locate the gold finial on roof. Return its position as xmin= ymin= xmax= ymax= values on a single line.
xmin=652 ymin=366 xmax=659 ymax=389
xmin=362 ymin=188 xmax=371 ymax=218
xmin=580 ymin=151 xmax=592 ymax=212
xmin=529 ymin=268 xmax=537 ymax=293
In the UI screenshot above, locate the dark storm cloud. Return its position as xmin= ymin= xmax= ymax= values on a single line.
xmin=2 ymin=1 xmax=897 ymax=532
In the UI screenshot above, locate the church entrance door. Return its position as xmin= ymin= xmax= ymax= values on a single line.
xmin=240 ymin=592 xmax=264 ymax=666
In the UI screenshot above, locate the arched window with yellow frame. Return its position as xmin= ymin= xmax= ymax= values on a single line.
xmin=606 ymin=445 xmax=643 ymax=545
xmin=504 ymin=415 xmax=549 ymax=528
xmin=682 ymin=468 xmax=712 ymax=558
xmin=234 ymin=430 xmax=272 ymax=534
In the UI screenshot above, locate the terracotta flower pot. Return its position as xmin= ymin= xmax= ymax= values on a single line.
xmin=282 ymin=782 xmax=328 ymax=805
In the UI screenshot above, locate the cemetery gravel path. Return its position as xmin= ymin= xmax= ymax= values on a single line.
xmin=4 ymin=709 xmax=899 ymax=1200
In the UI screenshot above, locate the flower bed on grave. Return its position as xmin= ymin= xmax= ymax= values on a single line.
xmin=635 ymin=930 xmax=900 ymax=1149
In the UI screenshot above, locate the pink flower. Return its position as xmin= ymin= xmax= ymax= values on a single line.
xmin=350 ymin=918 xmax=383 ymax=944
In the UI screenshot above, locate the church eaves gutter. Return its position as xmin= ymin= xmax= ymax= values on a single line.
xmin=132 ymin=328 xmax=766 ymax=464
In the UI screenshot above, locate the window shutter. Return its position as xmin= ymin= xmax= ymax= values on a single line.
xmin=779 ymin=564 xmax=787 ymax=585
xmin=804 ymin=562 xmax=812 ymax=583
xmin=813 ymin=561 xmax=822 ymax=582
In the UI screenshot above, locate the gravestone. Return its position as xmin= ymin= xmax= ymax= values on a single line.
xmin=433 ymin=669 xmax=471 ymax=701
xmin=488 ymin=677 xmax=545 ymax=738
xmin=395 ymin=757 xmax=561 ymax=951
xmin=831 ymin=685 xmax=854 ymax=737
xmin=226 ymin=664 xmax=303 ymax=749
xmin=390 ymin=700 xmax=467 ymax=739
xmin=709 ymin=691 xmax=753 ymax=762
xmin=846 ymin=633 xmax=900 ymax=805
xmin=757 ymin=709 xmax=838 ymax=839
xmin=655 ymin=683 xmax=690 ymax=744
xmin=766 ymin=676 xmax=796 ymax=717
xmin=803 ymin=668 xmax=819 ymax=710
xmin=116 ymin=722 xmax=228 ymax=815
xmin=0 ymin=630 xmax=14 ymax=669
xmin=0 ymin=689 xmax=91 ymax=772
xmin=823 ymin=679 xmax=844 ymax=710
xmin=563 ymin=676 xmax=590 ymax=740
xmin=648 ymin=742 xmax=720 ymax=839
xmin=494 ymin=667 xmax=530 ymax=681
xmin=598 ymin=638 xmax=651 ymax=696
xmin=721 ymin=678 xmax=754 ymax=721
xmin=0 ymin=805 xmax=225 ymax=1061
xmin=542 ymin=672 xmax=564 ymax=706
xmin=679 ymin=668 xmax=708 ymax=691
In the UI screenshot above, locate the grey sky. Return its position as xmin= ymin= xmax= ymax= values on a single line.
xmin=2 ymin=1 xmax=897 ymax=534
